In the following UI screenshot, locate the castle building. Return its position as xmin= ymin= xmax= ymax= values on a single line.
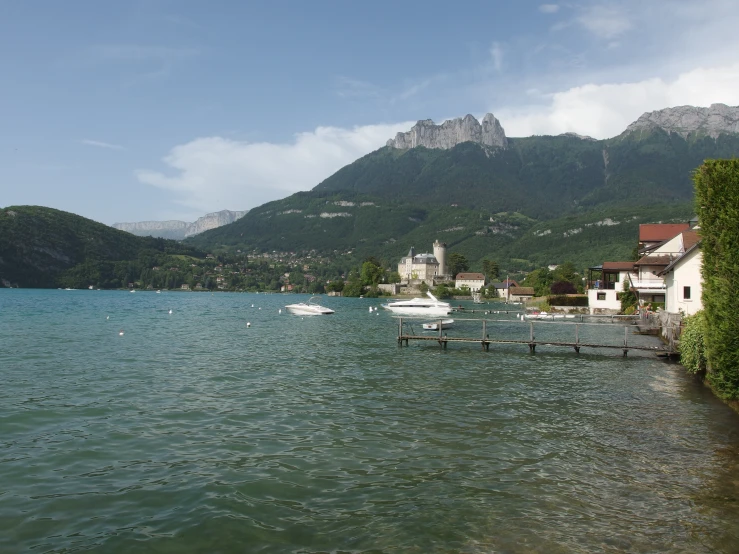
xmin=398 ymin=241 xmax=447 ymax=282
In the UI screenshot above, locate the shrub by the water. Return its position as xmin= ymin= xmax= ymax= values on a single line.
xmin=679 ymin=311 xmax=707 ymax=374
xmin=694 ymin=159 xmax=739 ymax=398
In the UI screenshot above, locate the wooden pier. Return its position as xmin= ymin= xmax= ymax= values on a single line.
xmin=396 ymin=317 xmax=673 ymax=357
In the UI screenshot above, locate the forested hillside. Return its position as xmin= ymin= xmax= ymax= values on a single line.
xmin=0 ymin=206 xmax=205 ymax=288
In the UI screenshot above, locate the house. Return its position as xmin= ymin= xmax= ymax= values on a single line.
xmin=509 ymin=286 xmax=534 ymax=302
xmin=660 ymin=241 xmax=703 ymax=315
xmin=587 ymin=262 xmax=634 ymax=313
xmin=632 ymin=228 xmax=701 ymax=306
xmin=638 ymin=223 xmax=690 ymax=255
xmin=455 ymin=273 xmax=485 ymax=292
xmin=492 ymin=279 xmax=519 ymax=300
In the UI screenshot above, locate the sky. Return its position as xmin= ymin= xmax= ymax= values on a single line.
xmin=3 ymin=0 xmax=739 ymax=225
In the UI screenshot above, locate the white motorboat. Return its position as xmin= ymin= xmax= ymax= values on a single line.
xmin=284 ymin=297 xmax=335 ymax=316
xmin=422 ymin=318 xmax=454 ymax=330
xmin=382 ymin=292 xmax=451 ymax=316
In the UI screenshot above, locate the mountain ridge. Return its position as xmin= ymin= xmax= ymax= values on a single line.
xmin=113 ymin=209 xmax=248 ymax=240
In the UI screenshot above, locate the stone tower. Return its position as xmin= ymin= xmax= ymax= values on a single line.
xmin=433 ymin=240 xmax=447 ymax=277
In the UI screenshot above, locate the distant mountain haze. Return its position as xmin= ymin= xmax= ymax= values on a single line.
xmin=112 ymin=210 xmax=248 ymax=240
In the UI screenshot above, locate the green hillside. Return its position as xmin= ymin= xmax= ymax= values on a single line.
xmin=0 ymin=206 xmax=205 ymax=288
xmin=190 ymin=127 xmax=718 ymax=272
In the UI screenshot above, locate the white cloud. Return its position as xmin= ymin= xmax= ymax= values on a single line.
xmin=497 ymin=63 xmax=739 ymax=139
xmin=490 ymin=42 xmax=504 ymax=72
xmin=80 ymin=139 xmax=124 ymax=150
xmin=136 ymin=121 xmax=413 ymax=212
xmin=539 ymin=4 xmax=560 ymax=14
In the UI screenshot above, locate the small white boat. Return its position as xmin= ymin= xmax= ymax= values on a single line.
xmin=284 ymin=296 xmax=335 ymax=316
xmin=382 ymin=292 xmax=451 ymax=316
xmin=422 ymin=319 xmax=454 ymax=330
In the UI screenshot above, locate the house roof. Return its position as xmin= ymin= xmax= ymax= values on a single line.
xmin=493 ymin=279 xmax=519 ymax=289
xmin=659 ymin=241 xmax=702 ymax=275
xmin=639 ymin=223 xmax=690 ymax=243
xmin=602 ymin=261 xmax=635 ymax=271
xmin=456 ymin=273 xmax=485 ymax=280
xmin=681 ymin=229 xmax=701 ymax=251
xmin=510 ymin=286 xmax=535 ymax=295
xmin=635 ymin=254 xmax=672 ymax=266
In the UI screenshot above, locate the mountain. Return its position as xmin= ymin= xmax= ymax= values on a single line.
xmin=387 ymin=113 xmax=508 ymax=150
xmin=625 ymin=103 xmax=739 ymax=138
xmin=112 ymin=209 xmax=248 ymax=240
xmin=190 ymin=105 xmax=738 ymax=273
xmin=0 ymin=206 xmax=204 ymax=288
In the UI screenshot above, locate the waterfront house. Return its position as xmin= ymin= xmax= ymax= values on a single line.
xmin=455 ymin=272 xmax=485 ymax=292
xmin=659 ymin=241 xmax=703 ymax=315
xmin=492 ymin=279 xmax=519 ymax=300
xmin=587 ymin=262 xmax=635 ymax=314
xmin=509 ymin=286 xmax=534 ymax=302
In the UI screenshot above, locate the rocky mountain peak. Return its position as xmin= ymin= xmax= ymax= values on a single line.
xmin=625 ymin=103 xmax=739 ymax=138
xmin=387 ymin=113 xmax=508 ymax=150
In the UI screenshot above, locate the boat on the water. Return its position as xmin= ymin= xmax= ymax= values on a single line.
xmin=382 ymin=292 xmax=451 ymax=316
xmin=422 ymin=318 xmax=454 ymax=330
xmin=284 ymin=297 xmax=335 ymax=316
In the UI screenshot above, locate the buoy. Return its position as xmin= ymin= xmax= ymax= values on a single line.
xmin=168 ymin=309 xmax=172 ymax=314
xmin=369 ymin=307 xmax=372 ymax=313
xmin=106 ymin=315 xmax=109 ymax=320
xmin=118 ymin=330 xmax=124 ymax=336
xmin=251 ymin=304 xmax=254 ymax=308
xmin=246 ymin=322 xmax=251 ymax=327
xmin=258 ymin=307 xmax=261 ymax=310
xmin=279 ymin=309 xmax=282 ymax=314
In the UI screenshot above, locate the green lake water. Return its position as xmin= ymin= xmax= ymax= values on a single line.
xmin=1 ymin=289 xmax=738 ymax=553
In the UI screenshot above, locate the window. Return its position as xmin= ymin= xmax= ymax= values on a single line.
xmin=597 ymin=292 xmax=606 ymax=301
xmin=683 ymin=286 xmax=691 ymax=300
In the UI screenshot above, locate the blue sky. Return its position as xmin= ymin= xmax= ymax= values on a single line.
xmin=3 ymin=0 xmax=739 ymax=224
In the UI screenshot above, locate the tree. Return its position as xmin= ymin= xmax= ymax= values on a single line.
xmin=551 ymin=281 xmax=577 ymax=294
xmin=388 ymin=271 xmax=402 ymax=284
xmin=447 ymin=253 xmax=469 ymax=278
xmin=522 ymin=267 xmax=553 ymax=297
xmin=419 ymin=281 xmax=429 ymax=294
xmin=326 ymin=280 xmax=345 ymax=293
xmin=342 ymin=272 xmax=364 ymax=297
xmin=360 ymin=260 xmax=384 ymax=286
xmin=482 ymin=259 xmax=499 ymax=281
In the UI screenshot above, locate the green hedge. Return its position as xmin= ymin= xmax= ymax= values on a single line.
xmin=680 ymin=311 xmax=707 ymax=374
xmin=548 ymin=295 xmax=588 ymax=307
xmin=694 ymin=160 xmax=739 ymax=399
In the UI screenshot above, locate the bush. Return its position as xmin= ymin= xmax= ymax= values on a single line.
xmin=680 ymin=311 xmax=707 ymax=374
xmin=548 ymin=295 xmax=588 ymax=306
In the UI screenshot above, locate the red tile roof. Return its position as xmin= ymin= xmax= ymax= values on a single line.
xmin=681 ymin=229 xmax=701 ymax=251
xmin=602 ymin=262 xmax=635 ymax=270
xmin=639 ymin=223 xmax=690 ymax=242
xmin=635 ymin=255 xmax=672 ymax=266
xmin=456 ymin=273 xmax=485 ymax=280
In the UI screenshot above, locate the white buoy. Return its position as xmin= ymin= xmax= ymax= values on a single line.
xmin=251 ymin=304 xmax=254 ymax=308
xmin=279 ymin=309 xmax=282 ymax=314
xmin=369 ymin=307 xmax=372 ymax=313
xmin=118 ymin=329 xmax=124 ymax=336
xmin=246 ymin=322 xmax=251 ymax=327
xmin=168 ymin=309 xmax=172 ymax=314
xmin=258 ymin=307 xmax=261 ymax=310
xmin=106 ymin=315 xmax=109 ymax=320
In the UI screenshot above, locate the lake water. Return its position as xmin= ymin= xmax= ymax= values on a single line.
xmin=1 ymin=289 xmax=738 ymax=553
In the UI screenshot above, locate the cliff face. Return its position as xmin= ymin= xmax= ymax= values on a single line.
xmin=184 ymin=210 xmax=248 ymax=237
xmin=387 ymin=113 xmax=508 ymax=150
xmin=113 ymin=210 xmax=248 ymax=240
xmin=625 ymin=103 xmax=739 ymax=138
